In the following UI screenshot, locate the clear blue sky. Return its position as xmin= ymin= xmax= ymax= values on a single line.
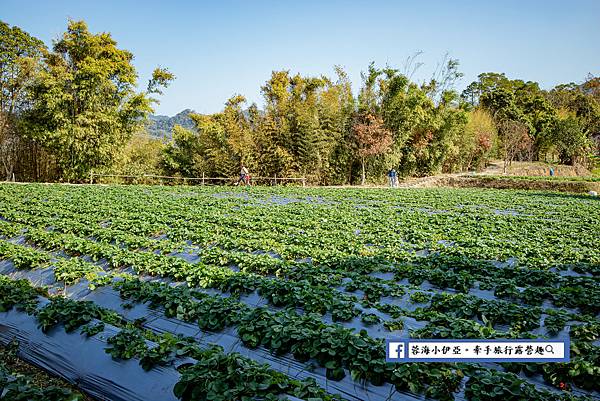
xmin=3 ymin=0 xmax=600 ymax=116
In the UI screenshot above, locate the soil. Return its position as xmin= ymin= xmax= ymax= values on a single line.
xmin=0 ymin=342 xmax=91 ymax=400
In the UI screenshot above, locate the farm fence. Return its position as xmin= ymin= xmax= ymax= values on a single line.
xmin=89 ymin=173 xmax=307 ymax=186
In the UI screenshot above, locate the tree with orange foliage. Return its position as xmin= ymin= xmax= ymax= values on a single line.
xmin=352 ymin=113 xmax=392 ymax=185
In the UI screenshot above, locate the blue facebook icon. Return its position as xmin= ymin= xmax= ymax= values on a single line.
xmin=388 ymin=342 xmax=405 ymax=359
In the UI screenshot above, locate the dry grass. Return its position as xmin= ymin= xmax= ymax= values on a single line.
xmin=441 ymin=176 xmax=600 ymax=193
xmin=482 ymin=160 xmax=592 ymax=177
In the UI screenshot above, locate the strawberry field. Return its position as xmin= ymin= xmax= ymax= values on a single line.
xmin=0 ymin=183 xmax=599 ymax=401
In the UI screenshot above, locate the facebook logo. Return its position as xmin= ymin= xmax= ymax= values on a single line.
xmin=386 ymin=339 xmax=569 ymax=363
xmin=388 ymin=341 xmax=405 ymax=359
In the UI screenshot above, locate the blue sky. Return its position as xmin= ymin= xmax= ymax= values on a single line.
xmin=3 ymin=0 xmax=600 ymax=116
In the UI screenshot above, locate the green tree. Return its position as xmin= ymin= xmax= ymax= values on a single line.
xmin=426 ymin=93 xmax=469 ymax=175
xmin=162 ymin=125 xmax=201 ymax=177
xmin=548 ymin=81 xmax=600 ymax=148
xmin=550 ymin=115 xmax=590 ymax=165
xmin=108 ymin=134 xmax=166 ymax=176
xmin=258 ymin=70 xmax=294 ymax=176
xmin=357 ymin=62 xmax=382 ymax=114
xmin=25 ymin=20 xmax=173 ymax=181
xmin=380 ymin=71 xmax=435 ymax=175
xmin=257 ymin=69 xmax=353 ymax=182
xmin=461 ymin=72 xmax=510 ymax=106
xmin=0 ymin=20 xmax=46 ymax=180
xmin=422 ymin=55 xmax=463 ymax=106
xmin=317 ymin=66 xmax=355 ymax=184
xmin=188 ymin=95 xmax=256 ymax=177
xmin=474 ymin=74 xmax=557 ymax=162
xmin=376 ymin=64 xmax=468 ymax=177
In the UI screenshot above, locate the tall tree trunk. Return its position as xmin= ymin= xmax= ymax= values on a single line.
xmin=361 ymin=156 xmax=366 ymax=185
xmin=2 ymin=160 xmax=9 ymax=181
xmin=347 ymin=161 xmax=353 ymax=185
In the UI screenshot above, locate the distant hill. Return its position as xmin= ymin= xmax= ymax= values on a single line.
xmin=146 ymin=109 xmax=196 ymax=138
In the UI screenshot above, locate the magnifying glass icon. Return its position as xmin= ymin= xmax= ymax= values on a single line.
xmin=545 ymin=345 xmax=554 ymax=354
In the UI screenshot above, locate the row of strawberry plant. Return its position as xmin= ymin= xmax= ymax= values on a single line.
xmin=2 ymin=185 xmax=598 ymax=271
xmin=0 ymin=275 xmax=342 ymax=401
xmin=113 ymin=278 xmax=457 ymax=395
xmin=3 ymin=234 xmax=597 ymax=344
xmin=111 ymin=277 xmax=599 ymax=398
xmin=3 ymin=232 xmax=598 ymax=345
xmin=5 ymin=183 xmax=600 ymax=274
xmin=5 ymin=206 xmax=598 ymax=320
xmin=1 ymin=233 xmax=366 ymax=321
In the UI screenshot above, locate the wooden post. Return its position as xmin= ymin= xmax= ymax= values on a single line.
xmin=302 ymin=177 xmax=306 ymax=187
xmin=274 ymin=174 xmax=277 ymax=186
xmin=202 ymin=172 xmax=205 ymax=186
xmin=89 ymin=172 xmax=93 ymax=184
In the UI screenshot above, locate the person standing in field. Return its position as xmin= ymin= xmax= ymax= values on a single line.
xmin=237 ymin=164 xmax=250 ymax=186
xmin=387 ymin=168 xmax=397 ymax=188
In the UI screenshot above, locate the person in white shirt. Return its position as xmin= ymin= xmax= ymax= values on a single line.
xmin=237 ymin=164 xmax=250 ymax=186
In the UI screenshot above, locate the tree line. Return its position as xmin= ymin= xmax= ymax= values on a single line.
xmin=1 ymin=20 xmax=599 ymax=184
xmin=0 ymin=19 xmax=173 ymax=182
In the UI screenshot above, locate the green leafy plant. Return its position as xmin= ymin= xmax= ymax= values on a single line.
xmin=383 ymin=319 xmax=404 ymax=331
xmin=0 ymin=276 xmax=42 ymax=313
xmin=361 ymin=313 xmax=381 ymax=326
xmin=106 ymin=328 xmax=149 ymax=360
xmin=53 ymin=257 xmax=102 ymax=285
xmin=410 ymin=291 xmax=432 ymax=304
xmin=37 ymin=297 xmax=121 ymax=333
xmin=81 ymin=322 xmax=105 ymax=337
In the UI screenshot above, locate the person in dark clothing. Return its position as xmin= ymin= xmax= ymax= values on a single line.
xmin=387 ymin=168 xmax=398 ymax=187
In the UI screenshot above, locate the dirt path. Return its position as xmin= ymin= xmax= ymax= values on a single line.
xmin=476 ymin=161 xmax=504 ymax=175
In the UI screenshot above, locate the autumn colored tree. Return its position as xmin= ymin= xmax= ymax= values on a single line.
xmin=498 ymin=119 xmax=533 ymax=173
xmin=582 ymin=74 xmax=600 ymax=103
xmin=352 ymin=112 xmax=392 ymax=184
